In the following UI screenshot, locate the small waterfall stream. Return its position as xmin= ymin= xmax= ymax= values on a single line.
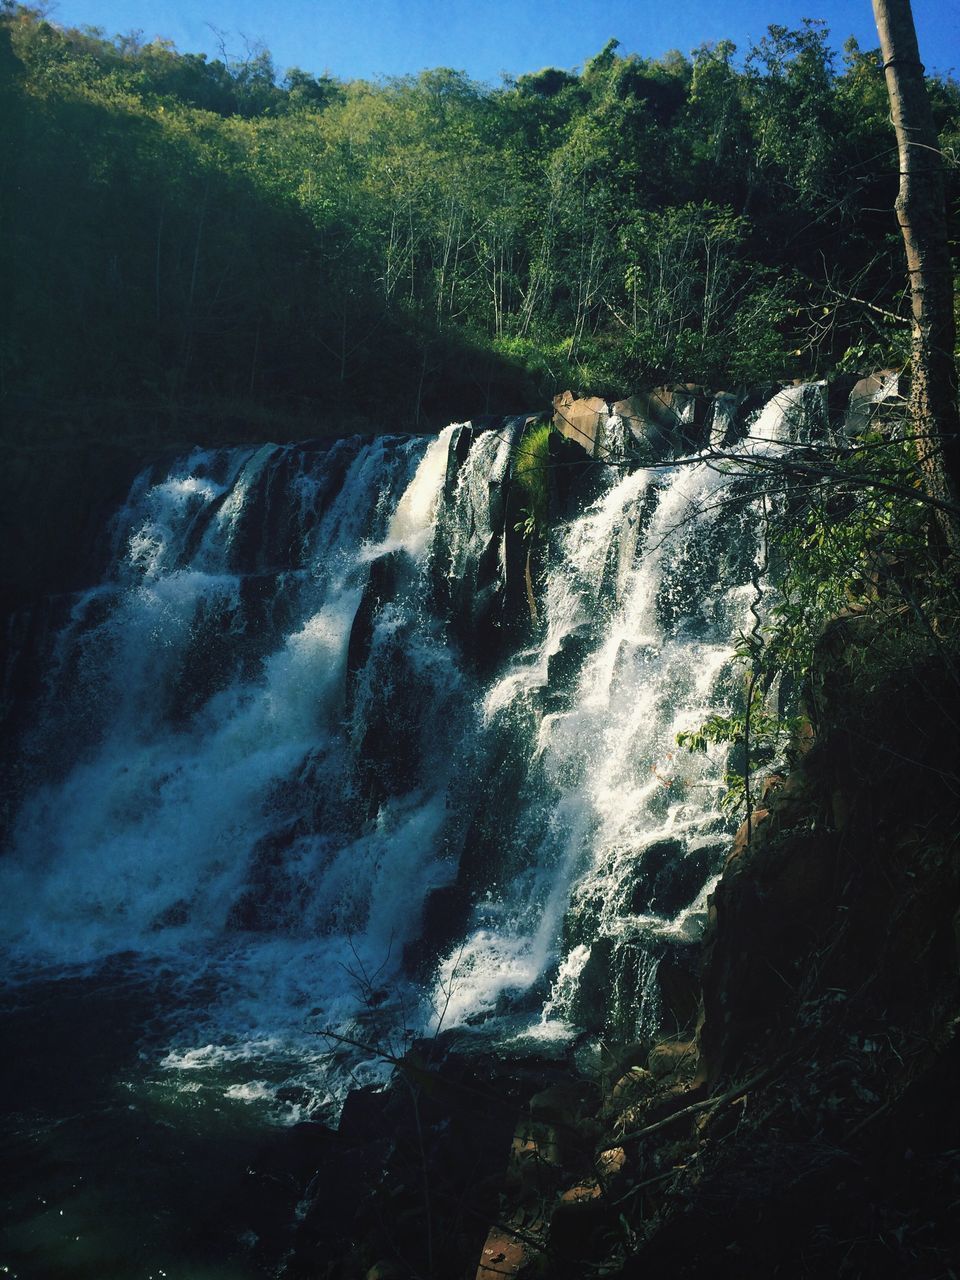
xmin=1 ymin=388 xmax=826 ymax=1129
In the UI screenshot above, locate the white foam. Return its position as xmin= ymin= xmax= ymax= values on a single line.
xmin=385 ymin=425 xmax=458 ymax=556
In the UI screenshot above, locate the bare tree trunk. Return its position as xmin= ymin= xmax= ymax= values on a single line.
xmin=873 ymin=0 xmax=960 ymax=547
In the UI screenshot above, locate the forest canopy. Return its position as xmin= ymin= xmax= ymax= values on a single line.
xmin=1 ymin=3 xmax=958 ymax=430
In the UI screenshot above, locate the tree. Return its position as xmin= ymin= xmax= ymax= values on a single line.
xmin=872 ymin=0 xmax=960 ymax=547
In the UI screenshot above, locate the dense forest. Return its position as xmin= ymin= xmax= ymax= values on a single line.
xmin=2 ymin=2 xmax=959 ymax=431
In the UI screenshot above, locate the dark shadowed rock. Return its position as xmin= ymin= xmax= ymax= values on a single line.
xmin=403 ymin=883 xmax=472 ymax=976
xmin=545 ymin=622 xmax=595 ymax=708
xmin=345 ymin=549 xmax=402 ymax=714
xmin=627 ymin=838 xmax=723 ymax=918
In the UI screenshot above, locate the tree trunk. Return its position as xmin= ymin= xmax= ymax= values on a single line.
xmin=872 ymin=0 xmax=960 ymax=547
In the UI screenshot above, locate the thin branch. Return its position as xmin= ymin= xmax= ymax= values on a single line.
xmin=613 ymin=1064 xmax=775 ymax=1148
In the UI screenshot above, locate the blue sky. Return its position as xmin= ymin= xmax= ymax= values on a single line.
xmin=46 ymin=0 xmax=960 ymax=83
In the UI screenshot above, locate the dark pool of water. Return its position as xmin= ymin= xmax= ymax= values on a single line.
xmin=0 ymin=963 xmax=333 ymax=1280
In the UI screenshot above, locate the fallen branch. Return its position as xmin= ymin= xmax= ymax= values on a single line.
xmin=612 ymin=1064 xmax=774 ymax=1149
xmin=609 ymin=1163 xmax=688 ymax=1208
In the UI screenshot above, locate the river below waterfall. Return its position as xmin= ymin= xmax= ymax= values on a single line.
xmin=0 ymin=387 xmax=827 ymax=1276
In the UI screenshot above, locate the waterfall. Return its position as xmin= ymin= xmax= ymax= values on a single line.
xmin=0 ymin=390 xmax=817 ymax=1119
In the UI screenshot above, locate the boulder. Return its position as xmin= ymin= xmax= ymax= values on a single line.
xmin=549 ymin=1177 xmax=613 ymax=1257
xmin=844 ymin=369 xmax=904 ymax=436
xmin=552 ymin=391 xmax=608 ymax=455
xmin=613 ymin=385 xmax=712 ymax=457
xmin=596 ymin=1146 xmax=627 ymax=1181
xmin=558 ymin=1180 xmax=602 ymax=1207
xmin=627 ymin=838 xmax=721 ymax=918
xmin=506 ymin=1118 xmax=562 ymax=1197
xmin=529 ymin=1081 xmax=590 ymax=1126
xmin=607 ymin=1066 xmax=655 ymax=1119
xmin=337 ymin=1083 xmax=392 ymax=1149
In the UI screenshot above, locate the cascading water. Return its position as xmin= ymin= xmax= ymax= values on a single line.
xmin=2 ymin=389 xmax=824 ymax=1132
xmin=3 ymin=431 xmax=474 ymax=1111
xmin=436 ymin=432 xmax=768 ymax=1039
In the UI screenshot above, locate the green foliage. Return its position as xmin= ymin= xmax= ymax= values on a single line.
xmin=515 ymin=66 xmax=579 ymax=99
xmin=679 ymin=423 xmax=960 ymax=821
xmin=761 ymin=439 xmax=930 ymax=683
xmin=677 ymin=683 xmax=803 ymax=814
xmin=836 ymin=325 xmax=910 ymax=375
xmin=744 ymin=19 xmax=839 ymax=203
xmin=512 ymin=421 xmax=555 ymax=538
xmin=2 ymin=4 xmax=959 ymax=420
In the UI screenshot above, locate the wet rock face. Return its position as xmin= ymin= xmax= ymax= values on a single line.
xmin=626 ymin=838 xmax=722 ymax=917
xmin=569 ymin=937 xmax=615 ymax=1033
xmin=403 ymin=883 xmax=472 ymax=976
xmin=545 ymin=426 xmax=609 ymax=518
xmin=544 ymin=622 xmax=596 ymax=710
xmin=429 ymin=420 xmax=521 ymax=670
xmin=422 ymin=414 xmax=609 ymax=678
xmin=345 ymin=550 xmax=403 ymax=714
xmin=226 ymin=821 xmax=309 ymax=932
xmin=613 ymin=386 xmax=724 ymax=457
xmin=453 ymin=741 xmax=537 ymax=897
xmin=352 ymin=630 xmax=425 ymax=810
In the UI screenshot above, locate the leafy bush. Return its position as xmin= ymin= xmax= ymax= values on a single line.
xmin=679 ymin=426 xmax=960 ymax=821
